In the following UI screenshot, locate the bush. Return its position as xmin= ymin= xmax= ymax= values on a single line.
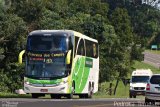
xmin=0 ymin=63 xmax=24 ymax=93
xmin=98 ymin=82 xmax=114 ymax=94
xmin=0 ymin=70 xmax=10 ymax=92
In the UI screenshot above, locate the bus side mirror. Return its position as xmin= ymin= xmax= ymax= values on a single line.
xmin=66 ymin=50 xmax=71 ymax=64
xmin=18 ymin=50 xmax=25 ymax=64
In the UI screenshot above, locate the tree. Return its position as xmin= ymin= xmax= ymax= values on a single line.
xmin=38 ymin=8 xmax=64 ymax=29
xmin=0 ymin=12 xmax=27 ymax=92
xmin=99 ymin=24 xmax=119 ymax=82
xmin=110 ymin=7 xmax=133 ymax=95
xmin=127 ymin=4 xmax=160 ymax=47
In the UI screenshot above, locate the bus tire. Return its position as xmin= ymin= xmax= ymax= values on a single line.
xmin=84 ymin=82 xmax=93 ymax=98
xmin=79 ymin=94 xmax=85 ymax=98
xmin=87 ymin=83 xmax=93 ymax=98
xmin=67 ymin=82 xmax=75 ymax=99
xmin=32 ymin=94 xmax=39 ymax=98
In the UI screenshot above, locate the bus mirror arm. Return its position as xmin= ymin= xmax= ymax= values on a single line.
xmin=66 ymin=50 xmax=71 ymax=64
xmin=18 ymin=50 xmax=25 ymax=64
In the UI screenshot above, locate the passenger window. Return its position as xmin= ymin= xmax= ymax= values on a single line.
xmin=77 ymin=39 xmax=85 ymax=56
xmin=68 ymin=37 xmax=73 ymax=50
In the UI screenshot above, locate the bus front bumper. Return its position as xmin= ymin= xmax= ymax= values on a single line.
xmin=24 ymin=83 xmax=69 ymax=94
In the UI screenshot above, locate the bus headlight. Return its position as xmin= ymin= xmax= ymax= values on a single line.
xmin=60 ymin=80 xmax=68 ymax=85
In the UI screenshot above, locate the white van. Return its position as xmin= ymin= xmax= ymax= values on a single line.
xmin=129 ymin=69 xmax=153 ymax=98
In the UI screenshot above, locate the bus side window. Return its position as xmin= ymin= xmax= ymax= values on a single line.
xmin=68 ymin=36 xmax=73 ymax=50
xmin=77 ymin=39 xmax=85 ymax=56
xmin=86 ymin=40 xmax=98 ymax=58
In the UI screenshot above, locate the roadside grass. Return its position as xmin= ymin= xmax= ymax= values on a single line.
xmin=146 ymin=49 xmax=160 ymax=55
xmin=93 ymin=81 xmax=130 ymax=98
xmin=93 ymin=81 xmax=144 ymax=99
xmin=132 ymin=61 xmax=160 ymax=74
xmin=0 ymin=92 xmax=31 ymax=98
xmin=94 ymin=60 xmax=160 ymax=98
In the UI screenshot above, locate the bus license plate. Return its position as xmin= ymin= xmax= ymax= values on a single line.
xmin=40 ymin=89 xmax=48 ymax=92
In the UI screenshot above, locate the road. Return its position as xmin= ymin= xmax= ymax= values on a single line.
xmin=144 ymin=51 xmax=160 ymax=68
xmin=0 ymin=98 xmax=159 ymax=107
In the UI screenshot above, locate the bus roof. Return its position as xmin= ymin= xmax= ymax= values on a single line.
xmin=29 ymin=30 xmax=98 ymax=43
xmin=72 ymin=30 xmax=98 ymax=43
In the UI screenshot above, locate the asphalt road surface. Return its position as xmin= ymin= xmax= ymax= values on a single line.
xmin=144 ymin=51 xmax=160 ymax=68
xmin=0 ymin=98 xmax=159 ymax=107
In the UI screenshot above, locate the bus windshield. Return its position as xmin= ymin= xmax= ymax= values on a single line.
xmin=131 ymin=76 xmax=149 ymax=83
xmin=26 ymin=57 xmax=66 ymax=78
xmin=27 ymin=35 xmax=67 ymax=51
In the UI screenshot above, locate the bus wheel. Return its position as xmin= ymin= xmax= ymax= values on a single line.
xmin=79 ymin=94 xmax=85 ymax=98
xmin=32 ymin=94 xmax=39 ymax=98
xmin=84 ymin=83 xmax=93 ymax=98
xmin=79 ymin=83 xmax=93 ymax=99
xmin=87 ymin=84 xmax=93 ymax=98
xmin=67 ymin=82 xmax=75 ymax=99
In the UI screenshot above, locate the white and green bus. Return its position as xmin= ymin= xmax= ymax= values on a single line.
xmin=19 ymin=30 xmax=99 ymax=98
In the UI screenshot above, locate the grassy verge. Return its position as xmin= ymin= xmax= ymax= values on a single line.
xmin=93 ymin=81 xmax=130 ymax=98
xmin=0 ymin=92 xmax=31 ymax=98
xmin=132 ymin=61 xmax=160 ymax=74
xmin=146 ymin=49 xmax=160 ymax=55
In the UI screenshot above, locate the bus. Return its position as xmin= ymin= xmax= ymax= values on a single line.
xmin=19 ymin=30 xmax=99 ymax=99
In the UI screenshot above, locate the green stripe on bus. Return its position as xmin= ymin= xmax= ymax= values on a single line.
xmin=72 ymin=57 xmax=90 ymax=93
xmin=27 ymin=78 xmax=62 ymax=84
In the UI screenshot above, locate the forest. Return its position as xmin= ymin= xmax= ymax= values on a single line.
xmin=0 ymin=0 xmax=160 ymax=93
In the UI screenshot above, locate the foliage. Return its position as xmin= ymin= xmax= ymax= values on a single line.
xmin=127 ymin=4 xmax=160 ymax=47
xmin=0 ymin=63 xmax=24 ymax=92
xmin=0 ymin=69 xmax=10 ymax=92
xmin=0 ymin=2 xmax=27 ymax=93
